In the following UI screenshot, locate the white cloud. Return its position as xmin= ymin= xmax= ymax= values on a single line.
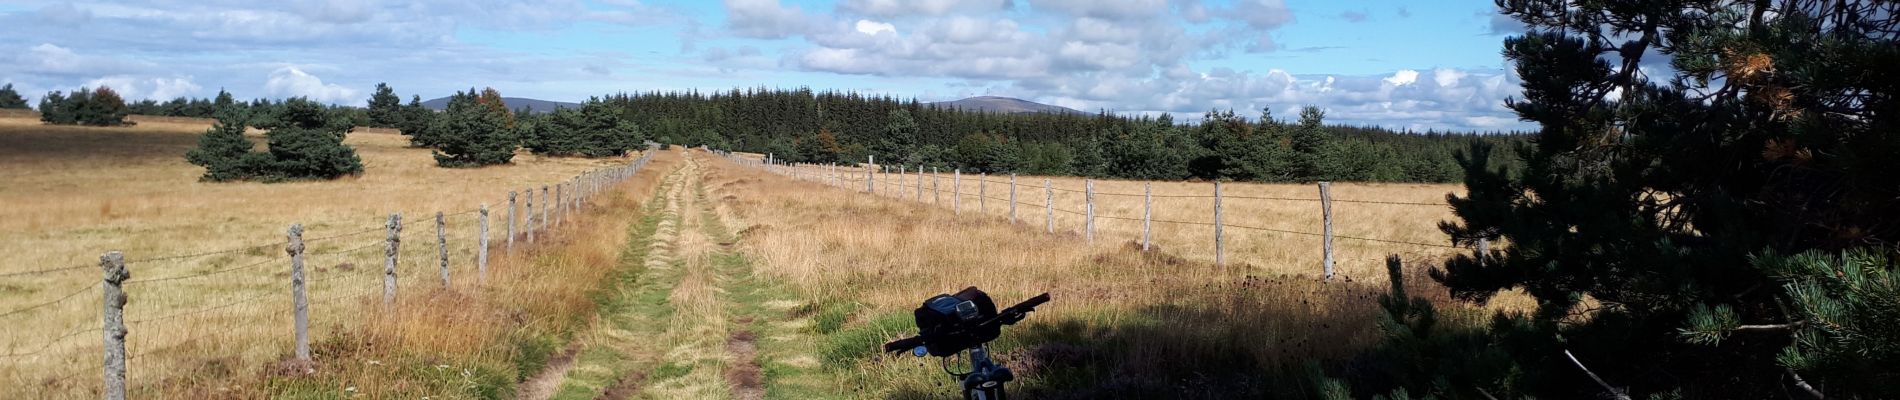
xmin=265 ymin=67 xmax=358 ymax=104
xmin=855 ymin=19 xmax=895 ymax=35
xmin=83 ymin=75 xmax=203 ymax=101
xmin=1383 ymin=69 xmax=1419 ymax=86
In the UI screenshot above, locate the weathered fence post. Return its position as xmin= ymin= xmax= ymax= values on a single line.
xmin=1319 ymin=181 xmax=1335 ymax=281
xmin=540 ymin=186 xmax=550 ymax=233
xmin=99 ymin=251 xmax=128 ymax=400
xmin=287 ymin=224 xmax=310 ymax=362
xmin=478 ymin=204 xmax=489 ymax=283
xmin=979 ymin=173 xmax=987 ymax=215
xmin=1214 ymin=181 xmax=1224 ymax=266
xmin=954 ymin=169 xmax=962 ymax=215
xmin=899 ymin=165 xmax=906 ymax=198
xmin=916 ymin=166 xmax=924 ymax=202
xmin=866 ymin=156 xmax=875 ymax=193
xmin=384 ymin=213 xmax=400 ymax=307
xmin=526 ymin=188 xmax=536 ymax=244
xmin=1009 ymin=174 xmax=1018 ymax=224
xmin=555 ymin=184 xmax=564 ymax=227
xmin=436 ymin=212 xmax=448 ymax=287
xmin=1143 ymin=183 xmax=1152 ymax=251
xmin=1085 ymin=179 xmax=1095 ymax=243
xmin=506 ymin=192 xmax=517 ymax=252
xmin=1045 ymin=178 xmax=1054 ymax=234
xmin=932 ymin=167 xmax=941 ymax=205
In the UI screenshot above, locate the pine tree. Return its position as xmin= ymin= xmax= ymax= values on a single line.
xmin=398 ymin=95 xmax=435 ymax=146
xmin=38 ymin=91 xmax=71 ymax=124
xmin=0 ymin=83 xmax=27 ymax=109
xmin=877 ymin=109 xmax=918 ymax=160
xmin=1285 ymin=106 xmax=1333 ymax=182
xmin=365 ymin=83 xmax=403 ymax=128
xmin=1429 ymin=0 xmax=1900 ymax=397
xmin=185 ymin=111 xmax=258 ymax=181
xmin=259 ymin=98 xmax=363 ymax=180
xmin=431 ymin=88 xmax=518 ymax=167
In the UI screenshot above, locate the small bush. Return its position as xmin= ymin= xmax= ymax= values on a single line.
xmin=185 ymin=98 xmax=363 ymax=182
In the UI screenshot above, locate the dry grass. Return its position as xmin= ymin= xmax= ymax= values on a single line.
xmin=0 ymin=116 xmax=675 ymax=398
xmin=704 ymin=155 xmax=1523 ymax=397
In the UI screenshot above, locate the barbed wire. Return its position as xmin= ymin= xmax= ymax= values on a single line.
xmin=0 ymin=325 xmax=102 ymax=358
xmin=302 ymin=225 xmax=385 ymax=243
xmin=122 ymin=241 xmax=279 ymax=265
xmin=124 ymin=255 xmax=285 ymax=285
xmin=0 ymin=281 xmax=101 ymax=318
xmin=0 ymin=263 xmax=93 ymax=278
xmin=127 ymin=290 xmax=276 ymax=325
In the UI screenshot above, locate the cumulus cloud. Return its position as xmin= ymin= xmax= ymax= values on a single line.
xmin=17 ymin=43 xmax=152 ymax=77
xmin=265 ymin=67 xmax=358 ymax=104
xmin=854 ymin=19 xmax=895 ymax=35
xmin=84 ymin=75 xmax=203 ymax=101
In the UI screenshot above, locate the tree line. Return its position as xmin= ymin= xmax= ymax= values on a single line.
xmin=592 ymin=88 xmax=1529 ymax=183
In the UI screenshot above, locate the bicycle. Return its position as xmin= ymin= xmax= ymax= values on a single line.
xmin=883 ymin=287 xmax=1051 ymax=400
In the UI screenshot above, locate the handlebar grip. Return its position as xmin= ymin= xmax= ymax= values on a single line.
xmin=1009 ymin=293 xmax=1051 ymax=312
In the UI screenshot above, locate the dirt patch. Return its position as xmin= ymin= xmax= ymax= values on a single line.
xmin=515 ymin=340 xmax=583 ymax=400
xmin=599 ymin=370 xmax=648 ymax=400
xmin=725 ymin=330 xmax=765 ymax=400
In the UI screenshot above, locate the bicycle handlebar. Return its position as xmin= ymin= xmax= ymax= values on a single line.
xmin=883 ymin=293 xmax=1050 ymax=353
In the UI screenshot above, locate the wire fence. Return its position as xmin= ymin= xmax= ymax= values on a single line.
xmin=728 ymin=156 xmax=1478 ymax=281
xmin=0 ymin=150 xmax=659 ymax=397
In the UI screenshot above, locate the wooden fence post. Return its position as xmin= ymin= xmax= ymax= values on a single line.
xmin=436 ymin=212 xmax=448 ymax=287
xmin=899 ymin=165 xmax=906 ymax=198
xmin=1319 ymin=181 xmax=1335 ymax=281
xmin=1045 ymin=178 xmax=1054 ymax=234
xmin=526 ymin=188 xmax=536 ymax=244
xmin=866 ymin=156 xmax=874 ymax=193
xmin=933 ymin=167 xmax=941 ymax=205
xmin=540 ymin=186 xmax=550 ymax=234
xmin=506 ymin=192 xmax=517 ymax=252
xmin=1215 ymin=181 xmax=1224 ymax=266
xmin=1010 ymin=174 xmax=1018 ymax=224
xmin=1085 ymin=179 xmax=1095 ymax=243
xmin=287 ymin=224 xmax=310 ymax=362
xmin=555 ymin=184 xmax=564 ymax=227
xmin=1143 ymin=183 xmax=1152 ymax=252
xmin=478 ymin=204 xmax=489 ymax=283
xmin=954 ymin=169 xmax=961 ymax=215
xmin=99 ymin=251 xmax=128 ymax=400
xmin=979 ymin=173 xmax=987 ymax=215
xmin=916 ymin=166 xmax=924 ymax=202
xmin=384 ymin=213 xmax=400 ymax=308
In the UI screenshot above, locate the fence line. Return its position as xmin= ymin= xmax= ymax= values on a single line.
xmin=729 ymin=157 xmax=1474 ymax=280
xmin=1 ymin=149 xmax=661 ymax=398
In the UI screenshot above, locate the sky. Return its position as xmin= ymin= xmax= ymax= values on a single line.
xmin=0 ymin=0 xmax=1535 ymax=131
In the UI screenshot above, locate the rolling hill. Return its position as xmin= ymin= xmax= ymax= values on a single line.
xmin=926 ymin=96 xmax=1085 ymax=114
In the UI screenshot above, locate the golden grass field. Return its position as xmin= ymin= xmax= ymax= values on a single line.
xmin=1 ymin=115 xmax=1510 ymax=398
xmin=0 ymin=116 xmax=673 ymax=398
xmin=694 ymin=155 xmax=1523 ymax=397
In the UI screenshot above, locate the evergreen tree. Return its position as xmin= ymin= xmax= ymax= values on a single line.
xmin=365 ymin=83 xmax=403 ymax=128
xmin=185 ymin=111 xmax=259 ymax=181
xmin=877 ymin=109 xmax=919 ymax=159
xmin=1285 ymin=106 xmax=1333 ymax=182
xmin=431 ymin=88 xmax=519 ymax=167
xmin=259 ymin=98 xmax=363 ymax=180
xmin=0 ymin=83 xmax=27 ymax=109
xmin=38 ymin=91 xmax=71 ymax=124
xmin=398 ymin=95 xmax=435 ymax=146
xmin=1423 ymin=1 xmax=1900 ymax=397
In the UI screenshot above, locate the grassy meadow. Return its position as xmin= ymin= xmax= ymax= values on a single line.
xmin=0 ymin=116 xmax=674 ymax=398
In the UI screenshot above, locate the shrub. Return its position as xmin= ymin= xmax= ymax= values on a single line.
xmin=523 ymin=100 xmax=643 ymax=157
xmin=185 ymin=98 xmax=362 ymax=182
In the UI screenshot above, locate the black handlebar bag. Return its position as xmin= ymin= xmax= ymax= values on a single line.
xmin=912 ymin=287 xmax=1000 ymax=357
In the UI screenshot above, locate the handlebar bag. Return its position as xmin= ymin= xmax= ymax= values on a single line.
xmin=913 ymin=286 xmax=1001 ymax=356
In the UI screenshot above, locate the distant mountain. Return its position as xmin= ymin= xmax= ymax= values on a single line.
xmin=421 ymin=96 xmax=581 ymax=113
xmin=927 ymin=96 xmax=1085 ymax=115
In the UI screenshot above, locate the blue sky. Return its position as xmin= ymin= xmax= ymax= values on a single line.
xmin=0 ymin=0 xmax=1531 ymax=131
